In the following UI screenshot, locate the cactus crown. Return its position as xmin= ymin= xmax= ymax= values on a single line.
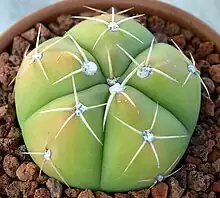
xmin=15 ymin=6 xmax=207 ymax=192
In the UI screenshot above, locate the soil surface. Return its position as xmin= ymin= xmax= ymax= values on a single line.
xmin=0 ymin=8 xmax=220 ymax=198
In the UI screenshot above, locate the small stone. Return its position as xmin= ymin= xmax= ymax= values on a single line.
xmin=181 ymin=29 xmax=193 ymax=41
xmin=46 ymin=178 xmax=63 ymax=198
xmin=9 ymin=55 xmax=21 ymax=66
xmin=205 ymin=139 xmax=215 ymax=153
xmin=182 ymin=191 xmax=198 ymax=198
xmin=0 ymin=138 xmax=19 ymax=153
xmin=11 ymin=36 xmax=30 ymax=57
xmin=174 ymin=170 xmax=187 ymax=189
xmin=115 ymin=193 xmax=130 ymax=198
xmin=95 ymin=191 xmax=112 ymax=198
xmin=20 ymin=181 xmax=38 ymax=197
xmin=22 ymin=28 xmax=37 ymax=42
xmin=36 ymin=174 xmax=49 ymax=185
xmin=16 ymin=162 xmax=39 ymax=181
xmin=197 ymin=60 xmax=210 ymax=72
xmin=65 ymin=188 xmax=80 ymax=198
xmin=7 ymin=127 xmax=20 ymax=139
xmin=207 ymin=54 xmax=220 ymax=65
xmin=6 ymin=181 xmax=22 ymax=198
xmin=196 ymin=41 xmax=215 ymax=58
xmin=209 ymin=147 xmax=220 ymax=162
xmin=191 ymin=37 xmax=201 ymax=49
xmin=209 ymin=64 xmax=220 ymax=82
xmin=36 ymin=23 xmax=53 ymax=38
xmin=0 ymin=52 xmax=9 ymax=63
xmin=198 ymin=163 xmax=215 ymax=174
xmin=185 ymin=155 xmax=202 ymax=165
xmin=171 ymin=34 xmax=186 ymax=49
xmin=34 ymin=188 xmax=51 ymax=198
xmin=202 ymin=77 xmax=215 ymax=94
xmin=0 ymin=124 xmax=8 ymax=138
xmin=78 ymin=189 xmax=95 ymax=198
xmin=188 ymin=171 xmax=211 ymax=191
xmin=148 ymin=16 xmax=165 ymax=32
xmin=48 ymin=22 xmax=61 ymax=35
xmin=14 ymin=145 xmax=30 ymax=161
xmin=3 ymin=155 xmax=20 ymax=178
xmin=201 ymin=96 xmax=215 ymax=117
xmin=128 ymin=189 xmax=150 ymax=198
xmin=0 ymin=105 xmax=8 ymax=118
xmin=212 ymin=158 xmax=220 ymax=172
xmin=151 ymin=182 xmax=168 ymax=198
xmin=0 ymin=174 xmax=11 ymax=196
xmin=164 ymin=22 xmax=180 ymax=36
xmin=208 ymin=192 xmax=216 ymax=198
xmin=211 ymin=182 xmax=220 ymax=192
xmin=154 ymin=32 xmax=168 ymax=43
xmin=168 ymin=177 xmax=184 ymax=198
xmin=184 ymin=163 xmax=196 ymax=171
xmin=185 ymin=45 xmax=195 ymax=57
xmin=57 ymin=14 xmax=74 ymax=32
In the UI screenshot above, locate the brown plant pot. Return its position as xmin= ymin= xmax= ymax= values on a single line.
xmin=0 ymin=0 xmax=220 ymax=53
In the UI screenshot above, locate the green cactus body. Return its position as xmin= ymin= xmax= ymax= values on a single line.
xmin=15 ymin=10 xmax=201 ymax=192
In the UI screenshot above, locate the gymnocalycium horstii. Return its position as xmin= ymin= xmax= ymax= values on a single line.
xmin=15 ymin=6 xmax=209 ymax=192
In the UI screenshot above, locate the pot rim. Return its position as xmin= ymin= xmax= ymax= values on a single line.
xmin=0 ymin=0 xmax=219 ymax=53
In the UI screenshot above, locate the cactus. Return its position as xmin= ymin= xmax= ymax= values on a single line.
xmin=15 ymin=7 xmax=207 ymax=192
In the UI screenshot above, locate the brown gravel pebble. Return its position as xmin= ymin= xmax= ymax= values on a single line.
xmin=94 ymin=191 xmax=113 ymax=198
xmin=46 ymin=178 xmax=63 ymax=198
xmin=171 ymin=34 xmax=186 ymax=49
xmin=196 ymin=41 xmax=215 ymax=59
xmin=0 ymin=52 xmax=9 ymax=63
xmin=198 ymin=163 xmax=215 ymax=174
xmin=201 ymin=96 xmax=215 ymax=117
xmin=202 ymin=77 xmax=215 ymax=94
xmin=48 ymin=22 xmax=62 ymax=35
xmin=16 ymin=162 xmax=39 ymax=181
xmin=151 ymin=182 xmax=168 ymax=198
xmin=181 ymin=29 xmax=194 ymax=41
xmin=21 ymin=28 xmax=37 ymax=43
xmin=9 ymin=55 xmax=21 ymax=66
xmin=36 ymin=174 xmax=49 ymax=185
xmin=182 ymin=190 xmax=198 ymax=198
xmin=185 ymin=155 xmax=202 ymax=165
xmin=174 ymin=170 xmax=187 ymax=189
xmin=0 ymin=174 xmax=11 ymax=196
xmin=3 ymin=155 xmax=20 ymax=178
xmin=207 ymin=54 xmax=220 ymax=65
xmin=65 ymin=188 xmax=81 ymax=198
xmin=154 ymin=32 xmax=168 ymax=43
xmin=11 ymin=36 xmax=30 ymax=57
xmin=6 ymin=181 xmax=22 ymax=198
xmin=7 ymin=126 xmax=20 ymax=139
xmin=212 ymin=158 xmax=220 ymax=172
xmin=148 ymin=16 xmax=165 ymax=33
xmin=184 ymin=163 xmax=197 ymax=171
xmin=208 ymin=147 xmax=220 ymax=162
xmin=168 ymin=177 xmax=184 ymax=198
xmin=188 ymin=171 xmax=211 ymax=191
xmin=209 ymin=64 xmax=220 ymax=82
xmin=78 ymin=189 xmax=95 ymax=198
xmin=211 ymin=182 xmax=220 ymax=192
xmin=128 ymin=189 xmax=150 ymax=198
xmin=34 ymin=188 xmax=51 ymax=198
xmin=20 ymin=180 xmax=38 ymax=197
xmin=0 ymin=137 xmax=19 ymax=153
xmin=164 ymin=22 xmax=180 ymax=36
xmin=114 ymin=193 xmax=130 ymax=198
xmin=36 ymin=23 xmax=53 ymax=39
xmin=57 ymin=14 xmax=75 ymax=33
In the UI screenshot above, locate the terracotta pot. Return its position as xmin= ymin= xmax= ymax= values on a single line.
xmin=0 ymin=0 xmax=220 ymax=54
